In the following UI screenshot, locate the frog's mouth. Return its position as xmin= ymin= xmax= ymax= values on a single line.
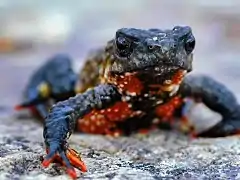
xmin=137 ymin=64 xmax=187 ymax=84
xmin=147 ymin=66 xmax=187 ymax=95
xmin=110 ymin=64 xmax=188 ymax=96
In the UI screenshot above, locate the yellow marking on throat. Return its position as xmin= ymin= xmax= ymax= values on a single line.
xmin=38 ymin=82 xmax=50 ymax=98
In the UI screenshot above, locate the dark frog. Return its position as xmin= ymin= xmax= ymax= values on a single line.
xmin=16 ymin=26 xmax=240 ymax=179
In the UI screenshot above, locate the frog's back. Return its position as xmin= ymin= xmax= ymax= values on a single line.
xmin=76 ymin=40 xmax=114 ymax=93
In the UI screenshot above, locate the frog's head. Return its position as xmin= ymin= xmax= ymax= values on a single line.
xmin=109 ymin=26 xmax=195 ymax=90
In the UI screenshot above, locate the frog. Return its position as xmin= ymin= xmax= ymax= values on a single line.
xmin=15 ymin=26 xmax=240 ymax=179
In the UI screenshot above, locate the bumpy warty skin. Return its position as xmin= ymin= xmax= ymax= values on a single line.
xmin=15 ymin=25 xmax=240 ymax=179
xmin=110 ymin=26 xmax=194 ymax=74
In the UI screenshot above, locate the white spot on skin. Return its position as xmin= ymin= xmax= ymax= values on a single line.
xmin=123 ymin=81 xmax=128 ymax=85
xmin=125 ymin=96 xmax=131 ymax=101
xmin=136 ymin=111 xmax=143 ymax=115
xmin=156 ymin=100 xmax=163 ymax=105
xmin=96 ymin=114 xmax=103 ymax=120
xmin=90 ymin=126 xmax=95 ymax=131
xmin=152 ymin=118 xmax=160 ymax=124
xmin=107 ymin=109 xmax=111 ymax=112
xmin=90 ymin=116 xmax=96 ymax=120
xmin=100 ymin=110 xmax=105 ymax=113
xmin=127 ymin=92 xmax=137 ymax=96
xmin=96 ymin=120 xmax=101 ymax=126
xmin=121 ymin=115 xmax=126 ymax=119
xmin=114 ymin=132 xmax=120 ymax=137
xmin=164 ymin=80 xmax=172 ymax=85
xmin=121 ymin=97 xmax=126 ymax=102
xmin=119 ymin=88 xmax=124 ymax=93
xmin=84 ymin=121 xmax=89 ymax=125
xmin=169 ymin=85 xmax=180 ymax=97
xmin=114 ymin=109 xmax=119 ymax=112
xmin=128 ymin=104 xmax=132 ymax=108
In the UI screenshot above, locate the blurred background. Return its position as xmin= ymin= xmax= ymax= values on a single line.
xmin=0 ymin=0 xmax=240 ymax=111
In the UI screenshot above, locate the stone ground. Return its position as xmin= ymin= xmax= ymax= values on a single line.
xmin=1 ymin=1 xmax=240 ymax=180
xmin=1 ymin=111 xmax=240 ymax=180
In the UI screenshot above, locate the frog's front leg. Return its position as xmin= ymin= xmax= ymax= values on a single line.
xmin=15 ymin=54 xmax=77 ymax=119
xmin=180 ymin=74 xmax=240 ymax=137
xmin=42 ymin=84 xmax=122 ymax=179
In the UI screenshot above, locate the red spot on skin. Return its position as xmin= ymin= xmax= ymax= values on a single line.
xmin=105 ymin=102 xmax=133 ymax=121
xmin=155 ymin=96 xmax=183 ymax=124
xmin=108 ymin=72 xmax=144 ymax=95
xmin=171 ymin=70 xmax=185 ymax=85
xmin=77 ymin=101 xmax=141 ymax=135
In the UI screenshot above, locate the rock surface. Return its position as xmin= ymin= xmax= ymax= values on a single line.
xmin=1 ymin=110 xmax=240 ymax=180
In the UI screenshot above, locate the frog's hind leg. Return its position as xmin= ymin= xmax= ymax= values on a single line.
xmin=180 ymin=74 xmax=240 ymax=137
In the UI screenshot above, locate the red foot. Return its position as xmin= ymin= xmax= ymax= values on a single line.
xmin=42 ymin=148 xmax=87 ymax=179
xmin=14 ymin=105 xmax=25 ymax=110
xmin=179 ymin=116 xmax=197 ymax=139
xmin=42 ymin=149 xmax=57 ymax=167
xmin=190 ymin=132 xmax=197 ymax=140
xmin=42 ymin=158 xmax=53 ymax=167
xmin=67 ymin=168 xmax=77 ymax=179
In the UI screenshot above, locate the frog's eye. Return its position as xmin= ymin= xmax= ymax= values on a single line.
xmin=115 ymin=36 xmax=133 ymax=58
xmin=116 ymin=36 xmax=131 ymax=50
xmin=185 ymin=35 xmax=195 ymax=54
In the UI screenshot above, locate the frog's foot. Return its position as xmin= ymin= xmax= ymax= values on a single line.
xmin=42 ymin=146 xmax=87 ymax=179
xmin=196 ymin=118 xmax=240 ymax=137
xmin=179 ymin=116 xmax=197 ymax=139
